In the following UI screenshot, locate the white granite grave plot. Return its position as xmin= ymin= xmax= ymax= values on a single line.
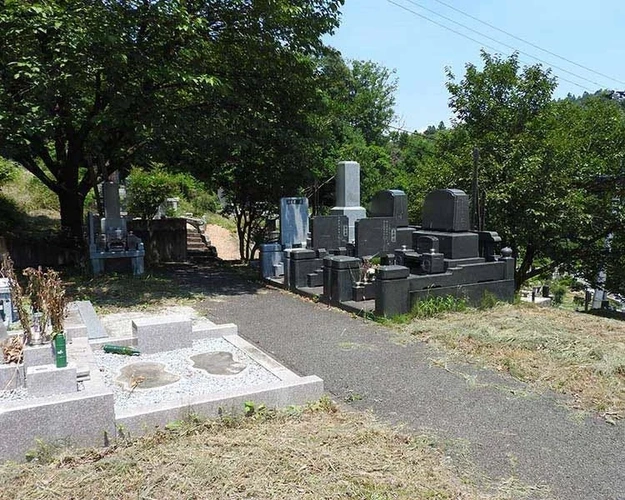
xmin=93 ymin=337 xmax=280 ymax=414
xmin=0 ymin=306 xmax=324 ymax=462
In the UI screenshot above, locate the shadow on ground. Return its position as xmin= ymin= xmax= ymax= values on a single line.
xmin=65 ymin=261 xmax=264 ymax=310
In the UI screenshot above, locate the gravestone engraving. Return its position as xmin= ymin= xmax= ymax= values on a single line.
xmin=329 ymin=161 xmax=367 ymax=242
xmin=355 ymin=217 xmax=397 ymax=257
xmin=311 ymin=215 xmax=349 ymax=250
xmin=369 ymin=189 xmax=409 ymax=227
xmin=421 ymin=189 xmax=470 ymax=232
xmin=280 ymin=197 xmax=309 ymax=249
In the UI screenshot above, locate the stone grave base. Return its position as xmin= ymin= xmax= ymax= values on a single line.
xmin=0 ymin=303 xmax=323 ymax=462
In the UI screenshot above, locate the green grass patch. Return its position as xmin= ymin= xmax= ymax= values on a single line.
xmin=204 ymin=212 xmax=237 ymax=233
xmin=381 ymin=295 xmax=468 ymax=325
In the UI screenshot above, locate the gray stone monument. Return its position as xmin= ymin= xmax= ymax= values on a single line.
xmin=421 ymin=189 xmax=470 ymax=232
xmin=330 ymin=161 xmax=366 ymax=243
xmin=280 ymin=197 xmax=309 ymax=249
xmin=89 ymin=177 xmax=145 ymax=276
xmin=101 ymin=180 xmax=126 ymax=239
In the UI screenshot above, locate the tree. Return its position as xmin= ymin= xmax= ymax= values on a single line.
xmin=0 ymin=0 xmax=344 ymax=246
xmin=309 ymin=53 xmax=399 ymax=213
xmin=443 ymin=51 xmax=625 ymax=288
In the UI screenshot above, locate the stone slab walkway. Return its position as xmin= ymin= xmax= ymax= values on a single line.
xmin=169 ymin=263 xmax=624 ymax=499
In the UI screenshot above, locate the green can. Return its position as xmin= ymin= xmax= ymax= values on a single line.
xmin=53 ymin=333 xmax=67 ymax=368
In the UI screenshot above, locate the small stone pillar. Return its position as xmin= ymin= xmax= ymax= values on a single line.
xmin=286 ymin=249 xmax=318 ymax=290
xmin=501 ymin=247 xmax=515 ymax=280
xmin=375 ymin=265 xmax=411 ymax=317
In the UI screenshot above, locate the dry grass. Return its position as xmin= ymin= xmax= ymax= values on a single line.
xmin=1 ymin=169 xmax=60 ymax=219
xmin=399 ymin=303 xmax=625 ymax=419
xmin=0 ymin=403 xmax=541 ymax=500
xmin=65 ymin=272 xmax=205 ymax=315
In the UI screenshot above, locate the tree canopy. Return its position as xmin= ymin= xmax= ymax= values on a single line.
xmin=0 ymin=0 xmax=344 ymax=243
xmin=440 ymin=51 xmax=625 ymax=288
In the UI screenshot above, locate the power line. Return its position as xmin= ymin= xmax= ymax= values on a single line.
xmin=385 ymin=0 xmax=592 ymax=92
xmin=428 ymin=0 xmax=625 ymax=86
xmin=401 ymin=0 xmax=606 ymax=89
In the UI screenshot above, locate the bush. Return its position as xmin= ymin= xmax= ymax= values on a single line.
xmin=192 ymin=191 xmax=220 ymax=215
xmin=0 ymin=195 xmax=24 ymax=233
xmin=126 ymin=168 xmax=173 ymax=220
xmin=126 ymin=168 xmax=218 ymax=219
xmin=551 ymin=282 xmax=568 ymax=305
xmin=410 ymin=295 xmax=467 ymax=319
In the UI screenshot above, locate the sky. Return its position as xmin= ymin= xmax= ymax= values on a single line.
xmin=327 ymin=0 xmax=625 ymax=131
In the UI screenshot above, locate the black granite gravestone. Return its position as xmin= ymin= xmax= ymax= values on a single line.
xmin=421 ymin=189 xmax=470 ymax=232
xmin=369 ymin=189 xmax=409 ymax=227
xmin=355 ymin=217 xmax=397 ymax=257
xmin=415 ymin=235 xmax=439 ymax=254
xmin=311 ymin=215 xmax=349 ymax=251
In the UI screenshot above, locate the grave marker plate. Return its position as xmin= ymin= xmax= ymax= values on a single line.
xmin=311 ymin=215 xmax=349 ymax=250
xmin=355 ymin=217 xmax=397 ymax=257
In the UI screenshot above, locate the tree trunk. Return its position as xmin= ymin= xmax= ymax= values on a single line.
xmin=514 ymin=245 xmax=536 ymax=291
xmin=58 ymin=189 xmax=86 ymax=245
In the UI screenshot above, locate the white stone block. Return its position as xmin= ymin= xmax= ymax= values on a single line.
xmin=26 ymin=363 xmax=77 ymax=398
xmin=132 ymin=315 xmax=192 ymax=354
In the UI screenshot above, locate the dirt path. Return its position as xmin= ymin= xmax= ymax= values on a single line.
xmin=205 ymin=224 xmax=240 ymax=261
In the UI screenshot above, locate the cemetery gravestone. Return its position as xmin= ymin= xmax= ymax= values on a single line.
xmin=355 ymin=218 xmax=397 ymax=257
xmin=280 ymin=197 xmax=309 ymax=249
xmin=369 ymin=189 xmax=409 ymax=227
xmin=330 ymin=161 xmax=367 ymax=242
xmin=311 ymin=215 xmax=349 ymax=251
xmin=421 ymin=189 xmax=470 ymax=232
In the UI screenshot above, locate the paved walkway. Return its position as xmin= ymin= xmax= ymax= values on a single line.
xmin=170 ymin=263 xmax=624 ymax=499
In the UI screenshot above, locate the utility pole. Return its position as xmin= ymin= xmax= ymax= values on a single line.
xmin=471 ymin=147 xmax=481 ymax=231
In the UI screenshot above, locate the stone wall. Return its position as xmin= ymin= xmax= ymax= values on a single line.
xmin=127 ymin=218 xmax=187 ymax=264
xmin=2 ymin=236 xmax=82 ymax=268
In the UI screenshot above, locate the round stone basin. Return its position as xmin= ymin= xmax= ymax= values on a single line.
xmin=116 ymin=362 xmax=180 ymax=390
xmin=191 ymin=351 xmax=247 ymax=375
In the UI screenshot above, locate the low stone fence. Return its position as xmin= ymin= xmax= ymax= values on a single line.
xmin=127 ymin=218 xmax=187 ymax=264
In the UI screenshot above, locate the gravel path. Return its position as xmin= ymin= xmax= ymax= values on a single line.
xmin=205 ymin=224 xmax=240 ymax=261
xmin=158 ymin=263 xmax=625 ymax=500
